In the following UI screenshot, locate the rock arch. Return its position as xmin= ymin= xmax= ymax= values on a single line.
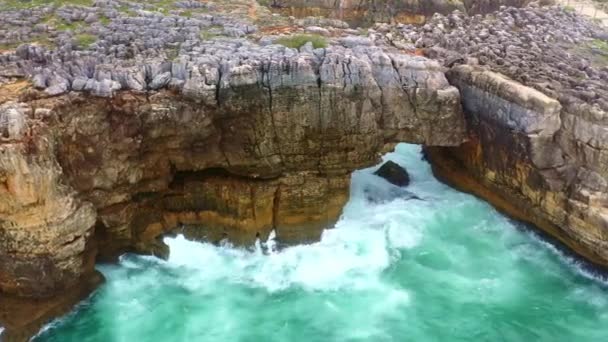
xmin=0 ymin=48 xmax=465 ymax=299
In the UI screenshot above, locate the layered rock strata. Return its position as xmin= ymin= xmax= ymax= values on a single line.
xmin=1 ymin=2 xmax=608 ymax=340
xmin=0 ymin=43 xmax=466 ymax=302
xmin=426 ymin=65 xmax=608 ymax=267
xmin=377 ymin=5 xmax=608 ymax=267
xmin=270 ymin=0 xmax=531 ymax=26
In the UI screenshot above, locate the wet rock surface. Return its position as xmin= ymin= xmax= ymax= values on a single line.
xmin=373 ymin=160 xmax=410 ymax=187
xmin=0 ymin=57 xmax=464 ymax=336
xmin=371 ymin=5 xmax=608 ymax=269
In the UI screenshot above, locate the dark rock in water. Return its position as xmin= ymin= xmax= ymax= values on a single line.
xmin=373 ymin=161 xmax=410 ymax=187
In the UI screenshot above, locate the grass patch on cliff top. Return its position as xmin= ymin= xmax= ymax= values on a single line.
xmin=275 ymin=34 xmax=328 ymax=49
xmin=570 ymin=38 xmax=608 ymax=68
xmin=74 ymin=33 xmax=97 ymax=49
xmin=1 ymin=0 xmax=93 ymax=10
xmin=591 ymin=39 xmax=608 ymax=52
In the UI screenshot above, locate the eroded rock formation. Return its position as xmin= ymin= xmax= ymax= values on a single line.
xmin=1 ymin=1 xmax=608 ymax=340
xmin=270 ymin=0 xmax=531 ymax=26
xmin=405 ymin=7 xmax=608 ymax=267
xmin=0 ymin=43 xmax=466 ymax=304
xmin=428 ymin=64 xmax=608 ymax=267
xmin=373 ymin=160 xmax=410 ymax=186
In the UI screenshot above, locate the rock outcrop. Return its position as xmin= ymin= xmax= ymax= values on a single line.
xmin=384 ymin=6 xmax=608 ymax=111
xmin=376 ymin=5 xmax=608 ymax=268
xmin=0 ymin=2 xmax=469 ymax=336
xmin=1 ymin=1 xmax=608 ymax=340
xmin=427 ymin=64 xmax=608 ymax=267
xmin=0 ymin=41 xmax=466 ymax=303
xmin=270 ymin=0 xmax=531 ymax=26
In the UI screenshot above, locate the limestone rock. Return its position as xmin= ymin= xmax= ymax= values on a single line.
xmin=0 ymin=103 xmax=97 ymax=299
xmin=272 ymin=0 xmax=528 ymax=27
xmin=0 ymin=47 xmax=466 ymax=306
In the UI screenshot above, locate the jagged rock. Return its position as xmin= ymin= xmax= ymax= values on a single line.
xmin=0 ymin=49 xmax=465 ymax=312
xmin=305 ymin=26 xmax=330 ymax=36
xmin=0 ymin=1 xmax=606 ymax=339
xmin=149 ymin=72 xmax=171 ymax=90
xmin=45 ymin=76 xmax=70 ymax=96
xmin=393 ymin=6 xmax=608 ymax=111
xmin=339 ymin=36 xmax=373 ymax=48
xmin=0 ymin=103 xmax=27 ymax=140
xmin=374 ymin=161 xmax=411 ymax=187
xmin=273 ymin=0 xmax=527 ymax=26
xmin=71 ymin=76 xmax=88 ymax=91
xmin=299 ymin=41 xmax=314 ymax=54
xmin=32 ymin=73 xmax=48 ymax=89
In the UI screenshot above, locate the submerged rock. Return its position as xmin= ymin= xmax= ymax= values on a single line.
xmin=373 ymin=161 xmax=411 ymax=187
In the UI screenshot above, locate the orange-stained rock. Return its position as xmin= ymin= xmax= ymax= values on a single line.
xmin=0 ymin=271 xmax=103 ymax=342
xmin=269 ymin=0 xmax=530 ymax=26
xmin=0 ymin=51 xmax=465 ymax=303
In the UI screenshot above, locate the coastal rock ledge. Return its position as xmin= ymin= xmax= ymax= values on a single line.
xmin=0 ymin=44 xmax=465 ymax=307
xmin=0 ymin=1 xmax=607 ymax=340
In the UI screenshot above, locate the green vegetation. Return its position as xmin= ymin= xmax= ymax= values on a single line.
xmin=581 ymin=39 xmax=608 ymax=66
xmin=151 ymin=0 xmax=177 ymax=15
xmin=99 ymin=15 xmax=111 ymax=25
xmin=591 ymin=39 xmax=608 ymax=53
xmin=74 ymin=33 xmax=97 ymax=49
xmin=166 ymin=47 xmax=180 ymax=60
xmin=1 ymin=33 xmax=54 ymax=50
xmin=563 ymin=5 xmax=576 ymax=13
xmin=200 ymin=30 xmax=220 ymax=40
xmin=0 ymin=42 xmax=21 ymax=51
xmin=1 ymin=0 xmax=93 ymax=10
xmin=117 ymin=5 xmax=136 ymax=16
xmin=275 ymin=34 xmax=328 ymax=49
xmin=33 ymin=33 xmax=54 ymax=47
xmin=55 ymin=18 xmax=88 ymax=31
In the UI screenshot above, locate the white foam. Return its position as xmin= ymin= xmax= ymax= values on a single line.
xmin=156 ymin=145 xmax=438 ymax=295
xmin=31 ymin=143 xmax=608 ymax=341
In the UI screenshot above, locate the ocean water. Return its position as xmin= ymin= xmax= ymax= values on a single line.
xmin=34 ymin=144 xmax=608 ymax=341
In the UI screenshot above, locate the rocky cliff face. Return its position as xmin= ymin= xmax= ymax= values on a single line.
xmin=1 ymin=1 xmax=608 ymax=340
xmin=407 ymin=7 xmax=608 ymax=267
xmin=270 ymin=0 xmax=530 ymax=26
xmin=0 ymin=42 xmax=466 ymax=302
xmin=426 ymin=65 xmax=608 ymax=266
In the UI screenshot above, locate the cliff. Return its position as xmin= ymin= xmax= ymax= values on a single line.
xmin=0 ymin=37 xmax=465 ymax=338
xmin=1 ymin=0 xmax=608 ymax=340
xmin=399 ymin=7 xmax=608 ymax=266
xmin=269 ymin=0 xmax=531 ymax=25
xmin=426 ymin=65 xmax=608 ymax=266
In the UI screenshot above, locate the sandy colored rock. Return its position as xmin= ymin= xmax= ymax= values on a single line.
xmin=0 ymin=47 xmax=465 ymax=302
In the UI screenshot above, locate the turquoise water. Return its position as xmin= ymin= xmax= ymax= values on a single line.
xmin=34 ymin=144 xmax=608 ymax=341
